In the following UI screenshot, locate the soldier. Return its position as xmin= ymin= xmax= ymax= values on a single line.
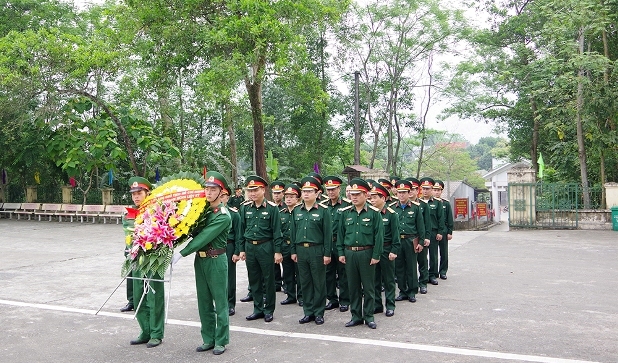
xmin=172 ymin=171 xmax=232 ymax=355
xmin=433 ymin=180 xmax=453 ymax=280
xmin=220 ymin=184 xmax=242 ymax=316
xmin=419 ymin=177 xmax=446 ymax=288
xmin=228 ymin=186 xmax=245 ymax=210
xmin=337 ymin=178 xmax=384 ymax=329
xmin=378 ymin=178 xmax=396 ymax=203
xmin=290 ymin=177 xmax=332 ymax=325
xmin=308 ymin=172 xmax=329 ymax=203
xmin=322 ymin=175 xmax=351 ymax=312
xmin=270 ymin=181 xmax=286 ymax=293
xmin=279 ymin=183 xmax=302 ymax=305
xmin=390 ymin=180 xmax=427 ymax=303
xmin=126 ymin=177 xmax=166 ymax=348
xmin=238 ymin=176 xmax=283 ymax=322
xmin=368 ymin=183 xmax=400 ymax=317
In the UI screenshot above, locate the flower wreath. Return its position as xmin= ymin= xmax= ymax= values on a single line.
xmin=122 ymin=172 xmax=211 ymax=277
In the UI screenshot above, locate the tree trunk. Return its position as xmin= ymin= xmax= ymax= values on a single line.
xmin=530 ymin=97 xmax=539 ymax=174
xmin=393 ymin=96 xmax=402 ymax=174
xmin=225 ymin=102 xmax=238 ymax=187
xmin=576 ymin=28 xmax=590 ymax=208
xmin=245 ymin=56 xmax=267 ymax=180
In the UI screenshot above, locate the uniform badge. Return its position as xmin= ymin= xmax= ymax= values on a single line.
xmin=262 ymin=211 xmax=269 ymax=215
xmin=362 ymin=218 xmax=370 ymax=222
xmin=132 ymin=181 xmax=139 ymax=188
xmin=208 ymin=176 xmax=215 ymax=182
xmin=312 ymin=213 xmax=319 ymax=217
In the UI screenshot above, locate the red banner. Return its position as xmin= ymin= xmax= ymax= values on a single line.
xmin=477 ymin=203 xmax=487 ymax=217
xmin=455 ymin=198 xmax=468 ymax=217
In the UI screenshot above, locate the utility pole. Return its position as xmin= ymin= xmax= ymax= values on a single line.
xmin=354 ymin=71 xmax=360 ymax=165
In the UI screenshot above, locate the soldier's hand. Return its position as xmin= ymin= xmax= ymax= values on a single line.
xmin=424 ymin=239 xmax=430 ymax=247
xmin=171 ymin=252 xmax=182 ymax=266
xmin=436 ymin=234 xmax=443 ymax=241
xmin=388 ymin=253 xmax=397 ymax=261
xmin=239 ymin=252 xmax=246 ymax=261
xmin=415 ymin=245 xmax=423 ymax=253
xmin=232 ymin=254 xmax=240 ymax=263
xmin=369 ymin=258 xmax=380 ymax=265
xmin=339 ymin=256 xmax=346 ymax=264
xmin=274 ymin=252 xmax=283 ymax=264
xmin=291 ymin=254 xmax=298 ymax=263
xmin=323 ymin=256 xmax=331 ymax=265
xmin=447 ymin=234 xmax=452 ymax=240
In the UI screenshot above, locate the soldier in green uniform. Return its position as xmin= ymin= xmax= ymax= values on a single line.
xmin=433 ymin=180 xmax=453 ymax=280
xmin=390 ymin=180 xmax=427 ymax=303
xmin=290 ymin=177 xmax=332 ymax=325
xmin=126 ymin=177 xmax=166 ymax=348
xmin=405 ymin=177 xmax=431 ymax=294
xmin=228 ymin=186 xmax=245 ymax=210
xmin=172 ymin=171 xmax=232 ymax=355
xmin=270 ymin=181 xmax=286 ymax=292
xmin=220 ymin=185 xmax=242 ymax=316
xmin=238 ymin=175 xmax=283 ymax=322
xmin=308 ymin=172 xmax=329 ymax=203
xmin=322 ymin=175 xmax=351 ymax=312
xmin=369 ymin=183 xmax=400 ymax=317
xmin=279 ymin=183 xmax=302 ymax=305
xmin=419 ymin=177 xmax=446 ymax=288
xmin=337 ymin=179 xmax=384 ymax=329
xmin=377 ymin=179 xmax=396 ymax=203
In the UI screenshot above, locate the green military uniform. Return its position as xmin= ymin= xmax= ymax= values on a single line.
xmin=279 ymin=184 xmax=302 ymax=303
xmin=122 ymin=212 xmax=135 ymax=310
xmin=290 ymin=177 xmax=332 ymax=320
xmin=434 ymin=180 xmax=453 ymax=279
xmin=177 ymin=171 xmax=232 ymax=352
xmin=390 ymin=180 xmax=426 ymax=301
xmin=322 ymin=175 xmax=351 ymax=310
xmin=225 ymin=192 xmax=243 ymax=313
xmin=270 ymin=181 xmax=286 ymax=292
xmin=228 ymin=188 xmax=245 ymax=210
xmin=370 ymin=184 xmax=401 ymax=314
xmin=420 ymin=178 xmax=446 ymax=283
xmin=337 ymin=179 xmax=384 ymax=326
xmin=239 ymin=176 xmax=283 ymax=318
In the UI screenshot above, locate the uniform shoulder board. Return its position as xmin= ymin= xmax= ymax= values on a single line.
xmin=434 ymin=197 xmax=442 ymax=201
xmin=241 ymin=200 xmax=252 ymax=206
xmin=229 ymin=206 xmax=238 ymax=212
xmin=267 ymin=200 xmax=278 ymax=207
xmin=387 ymin=207 xmax=395 ymax=214
xmin=368 ymin=205 xmax=380 ymax=212
xmin=419 ymin=199 xmax=428 ymax=204
xmin=318 ymin=202 xmax=329 ymax=209
xmin=342 ymin=197 xmax=351 ymax=203
xmin=340 ymin=205 xmax=354 ymax=212
xmin=388 ymin=201 xmax=398 ymax=207
xmin=280 ymin=207 xmax=287 ymax=213
xmin=412 ymin=200 xmax=420 ymax=206
xmin=220 ymin=206 xmax=229 ymax=215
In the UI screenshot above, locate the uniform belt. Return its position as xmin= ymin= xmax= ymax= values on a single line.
xmin=383 ymin=242 xmax=392 ymax=247
xmin=249 ymin=239 xmax=270 ymax=245
xmin=346 ymin=246 xmax=373 ymax=251
xmin=227 ymin=239 xmax=235 ymax=244
xmin=300 ymin=242 xmax=318 ymax=247
xmin=286 ymin=240 xmax=291 ymax=245
xmin=400 ymin=234 xmax=416 ymax=239
xmin=198 ymin=248 xmax=226 ymax=258
xmin=332 ymin=236 xmax=337 ymax=242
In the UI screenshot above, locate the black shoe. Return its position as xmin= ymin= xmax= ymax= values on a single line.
xmin=146 ymin=338 xmax=162 ymax=348
xmin=196 ymin=344 xmax=214 ymax=352
xmin=299 ymin=315 xmax=315 ymax=324
xmin=429 ymin=278 xmax=439 ymax=285
xmin=280 ymin=298 xmax=297 ymax=305
xmin=120 ymin=303 xmax=134 ymax=312
xmin=409 ymin=295 xmax=417 ymax=303
xmin=339 ymin=305 xmax=349 ymax=312
xmin=345 ymin=320 xmax=364 ymax=327
xmin=264 ymin=314 xmax=273 ymax=322
xmin=315 ymin=316 xmax=324 ymax=325
xmin=395 ymin=294 xmax=408 ymax=301
xmin=374 ymin=307 xmax=384 ymax=314
xmin=420 ymin=286 xmax=427 ymax=294
xmin=228 ymin=307 xmax=235 ymax=316
xmin=246 ymin=312 xmax=265 ymax=320
xmin=130 ymin=337 xmax=149 ymax=345
xmin=325 ymin=302 xmax=339 ymax=310
xmin=385 ymin=309 xmax=394 ymax=317
xmin=366 ymin=321 xmax=377 ymax=329
xmin=298 ymin=301 xmax=304 ymax=307
xmin=440 ymin=274 xmax=447 ymax=280
xmin=240 ymin=294 xmax=254 ymax=302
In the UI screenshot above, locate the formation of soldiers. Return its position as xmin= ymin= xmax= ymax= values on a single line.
xmin=122 ymin=171 xmax=454 ymax=354
xmin=229 ymin=172 xmax=454 ymax=329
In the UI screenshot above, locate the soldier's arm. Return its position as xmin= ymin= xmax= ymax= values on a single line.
xmin=390 ymin=211 xmax=401 ymax=256
xmin=232 ymin=212 xmax=242 ymax=256
xmin=372 ymin=210 xmax=384 ymax=261
xmin=271 ymin=206 xmax=283 ymax=254
xmin=180 ymin=214 xmax=230 ymax=257
xmin=323 ymin=208 xmax=333 ymax=259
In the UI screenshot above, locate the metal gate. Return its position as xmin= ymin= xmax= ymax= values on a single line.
xmin=508 ymin=182 xmax=579 ymax=229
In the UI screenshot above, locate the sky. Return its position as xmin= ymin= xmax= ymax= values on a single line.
xmin=67 ymin=0 xmax=502 ymax=145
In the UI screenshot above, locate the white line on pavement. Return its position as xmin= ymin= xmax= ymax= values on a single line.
xmin=0 ymin=299 xmax=599 ymax=363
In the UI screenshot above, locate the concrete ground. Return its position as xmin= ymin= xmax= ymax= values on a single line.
xmin=0 ymin=219 xmax=616 ymax=363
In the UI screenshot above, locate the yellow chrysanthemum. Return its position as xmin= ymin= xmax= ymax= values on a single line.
xmin=145 ymin=242 xmax=153 ymax=250
xmin=125 ymin=235 xmax=132 ymax=246
xmin=169 ymin=216 xmax=179 ymax=227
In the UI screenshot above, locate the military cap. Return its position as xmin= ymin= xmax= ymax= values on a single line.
xmin=245 ymin=175 xmax=268 ymax=189
xmin=378 ymin=178 xmax=393 ymax=189
xmin=128 ymin=176 xmax=152 ymax=193
xmin=370 ymin=183 xmax=390 ymax=198
xmin=270 ymin=181 xmax=286 ymax=193
xmin=222 ymin=185 xmax=232 ymax=196
xmin=433 ymin=179 xmax=445 ymax=189
xmin=405 ymin=177 xmax=420 ymax=189
xmin=390 ymin=175 xmax=400 ymax=186
xmin=419 ymin=177 xmax=435 ymax=188
xmin=307 ymin=172 xmax=323 ymax=185
xmin=348 ymin=178 xmax=370 ymax=194
xmin=395 ymin=180 xmax=413 ymax=192
xmin=365 ymin=179 xmax=377 ymax=187
xmin=283 ymin=183 xmax=301 ymax=197
xmin=205 ymin=171 xmax=230 ymax=192
xmin=235 ymin=186 xmax=243 ymax=190
xmin=322 ymin=175 xmax=343 ymax=190
xmin=300 ymin=176 xmax=321 ymax=191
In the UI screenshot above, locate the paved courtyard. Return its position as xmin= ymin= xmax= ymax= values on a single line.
xmin=0 ymin=219 xmax=616 ymax=363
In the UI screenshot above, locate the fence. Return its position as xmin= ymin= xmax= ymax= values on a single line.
xmin=3 ymin=184 xmax=131 ymax=205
